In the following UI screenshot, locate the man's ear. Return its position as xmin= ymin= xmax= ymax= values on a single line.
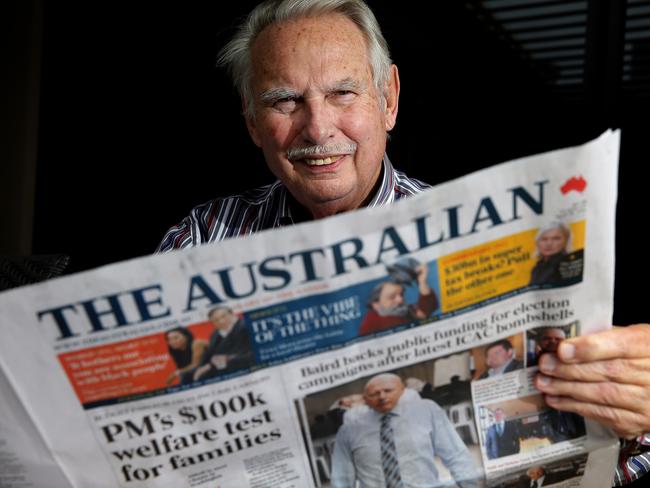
xmin=243 ymin=98 xmax=263 ymax=148
xmin=383 ymin=64 xmax=400 ymax=131
xmin=370 ymin=302 xmax=381 ymax=313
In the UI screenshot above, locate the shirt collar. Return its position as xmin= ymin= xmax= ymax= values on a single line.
xmin=217 ymin=317 xmax=238 ymax=337
xmin=392 ymin=393 xmax=408 ymax=416
xmin=531 ymin=475 xmax=545 ymax=486
xmin=367 ymin=154 xmax=397 ymax=207
xmin=489 ymin=357 xmax=514 ymax=377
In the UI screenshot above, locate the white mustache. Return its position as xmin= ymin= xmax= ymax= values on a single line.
xmin=286 ymin=143 xmax=357 ymax=160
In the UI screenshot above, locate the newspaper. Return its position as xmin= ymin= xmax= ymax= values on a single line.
xmin=0 ymin=130 xmax=620 ymax=487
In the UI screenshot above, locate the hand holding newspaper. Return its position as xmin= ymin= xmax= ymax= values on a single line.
xmin=0 ymin=131 xmax=620 ymax=487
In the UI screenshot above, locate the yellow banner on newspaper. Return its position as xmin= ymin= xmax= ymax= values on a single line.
xmin=439 ymin=221 xmax=585 ymax=313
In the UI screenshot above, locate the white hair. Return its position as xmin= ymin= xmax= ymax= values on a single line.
xmin=217 ymin=0 xmax=392 ymax=118
xmin=535 ymin=220 xmax=572 ymax=253
xmin=364 ymin=372 xmax=403 ymax=392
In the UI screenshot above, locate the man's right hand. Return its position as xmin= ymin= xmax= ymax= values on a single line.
xmin=535 ymin=324 xmax=650 ymax=439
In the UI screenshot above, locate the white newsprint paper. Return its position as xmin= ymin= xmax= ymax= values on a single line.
xmin=0 ymin=130 xmax=620 ymax=487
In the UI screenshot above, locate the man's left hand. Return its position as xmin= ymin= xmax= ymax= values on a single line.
xmin=535 ymin=324 xmax=650 ymax=438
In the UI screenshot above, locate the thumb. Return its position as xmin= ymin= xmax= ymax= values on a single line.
xmin=557 ymin=324 xmax=649 ymax=363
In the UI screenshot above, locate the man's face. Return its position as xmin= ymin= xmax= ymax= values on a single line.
xmin=537 ymin=228 xmax=567 ymax=257
xmin=364 ymin=376 xmax=404 ymax=413
xmin=486 ymin=344 xmax=513 ymax=369
xmin=527 ymin=467 xmax=544 ymax=480
xmin=538 ymin=328 xmax=566 ymax=353
xmin=246 ymin=14 xmax=399 ymax=219
xmin=371 ymin=282 xmax=407 ymax=316
xmin=494 ymin=409 xmax=505 ymax=422
xmin=209 ymin=309 xmax=234 ymax=331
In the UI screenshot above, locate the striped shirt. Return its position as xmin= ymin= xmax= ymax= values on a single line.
xmin=615 ymin=434 xmax=650 ymax=486
xmin=156 ymin=155 xmax=430 ymax=252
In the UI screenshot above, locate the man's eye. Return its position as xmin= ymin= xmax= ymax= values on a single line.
xmin=333 ymin=90 xmax=356 ymax=100
xmin=273 ymin=98 xmax=297 ymax=113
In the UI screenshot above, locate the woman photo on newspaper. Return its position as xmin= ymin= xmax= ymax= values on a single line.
xmin=529 ymin=221 xmax=583 ymax=287
xmin=165 ymin=326 xmax=207 ymax=385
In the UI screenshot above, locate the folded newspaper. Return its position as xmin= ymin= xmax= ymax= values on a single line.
xmin=0 ymin=131 xmax=620 ymax=487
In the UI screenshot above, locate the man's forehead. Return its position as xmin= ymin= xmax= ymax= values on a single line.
xmin=365 ymin=376 xmax=401 ymax=392
xmin=381 ymin=282 xmax=403 ymax=294
xmin=542 ymin=328 xmax=565 ymax=337
xmin=254 ymin=13 xmax=365 ymax=50
xmin=249 ymin=13 xmax=372 ymax=88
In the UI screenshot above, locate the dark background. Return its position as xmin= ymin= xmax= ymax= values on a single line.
xmin=2 ymin=0 xmax=649 ymax=326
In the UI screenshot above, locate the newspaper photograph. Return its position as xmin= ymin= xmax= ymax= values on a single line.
xmin=0 ymin=130 xmax=620 ymax=487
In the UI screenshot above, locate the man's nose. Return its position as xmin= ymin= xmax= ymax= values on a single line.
xmin=301 ymin=98 xmax=335 ymax=144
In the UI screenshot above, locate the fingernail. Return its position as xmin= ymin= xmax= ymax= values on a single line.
xmin=540 ymin=354 xmax=557 ymax=372
xmin=560 ymin=343 xmax=576 ymax=360
xmin=538 ymin=375 xmax=551 ymax=386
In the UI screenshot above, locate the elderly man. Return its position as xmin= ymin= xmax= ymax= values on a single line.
xmin=359 ymin=264 xmax=437 ymax=336
xmin=155 ymin=1 xmax=650 ymax=485
xmin=331 ymin=373 xmax=478 ymax=488
xmin=479 ymin=339 xmax=523 ymax=379
xmin=193 ymin=306 xmax=253 ymax=381
xmin=156 ymin=0 xmax=426 ymax=249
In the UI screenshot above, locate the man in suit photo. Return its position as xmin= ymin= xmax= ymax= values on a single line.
xmin=485 ymin=408 xmax=521 ymax=460
xmin=479 ymin=339 xmax=524 ymax=379
xmin=519 ymin=465 xmax=563 ymax=487
xmin=193 ymin=306 xmax=254 ymax=381
xmin=528 ymin=327 xmax=566 ymax=367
